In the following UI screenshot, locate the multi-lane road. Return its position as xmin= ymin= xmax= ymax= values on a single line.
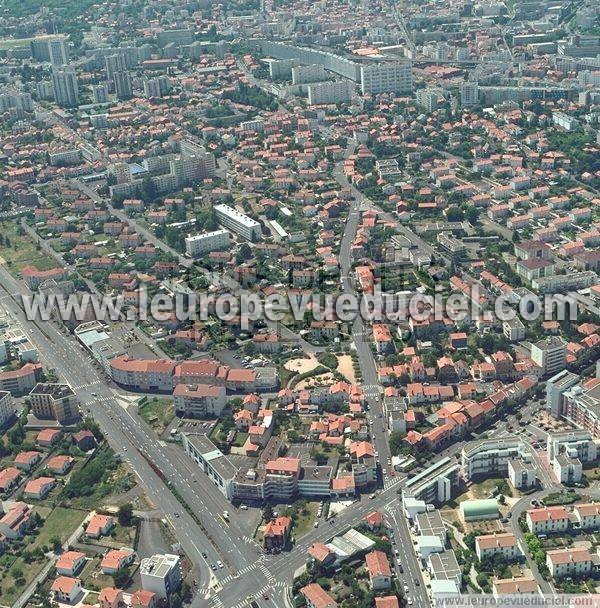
xmin=331 ymin=146 xmax=429 ymax=605
xmin=2 ymin=140 xmax=550 ymax=608
xmin=0 ymin=266 xmax=275 ymax=607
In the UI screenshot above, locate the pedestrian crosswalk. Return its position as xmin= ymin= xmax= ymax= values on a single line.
xmin=241 ymin=534 xmax=258 ymax=546
xmin=210 ymin=556 xmax=269 ymax=591
xmin=362 ymin=384 xmax=381 ymax=395
xmin=259 ymin=563 xmax=275 ymax=583
xmin=210 ymin=582 xmax=289 ymax=608
xmin=383 ymin=475 xmax=403 ymax=490
xmin=72 ymin=380 xmax=103 ymax=391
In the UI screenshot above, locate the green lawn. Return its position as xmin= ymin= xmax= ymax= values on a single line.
xmin=0 ymin=221 xmax=59 ymax=278
xmin=232 ymin=432 xmax=248 ymax=448
xmin=0 ymin=554 xmax=45 ymax=607
xmin=138 ymin=397 xmax=175 ymax=433
xmin=32 ymin=507 xmax=86 ymax=549
xmin=0 ymin=508 xmax=85 ymax=607
xmin=291 ymin=502 xmax=319 ymax=540
xmin=80 ymin=556 xmax=115 ymax=591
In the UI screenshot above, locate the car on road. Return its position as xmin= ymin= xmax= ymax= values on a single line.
xmin=404 ymin=584 xmax=409 ymax=592
xmin=414 ymin=578 xmax=420 ymax=586
xmin=369 ymin=494 xmax=376 ymax=499
xmin=398 ymin=564 xmax=404 ymax=573
xmin=314 ymin=521 xmax=319 ymax=528
xmin=240 ymin=505 xmax=248 ymax=510
xmin=202 ymin=552 xmax=207 ymax=558
xmin=217 ymin=561 xmax=223 ymax=568
xmin=407 ymin=598 xmax=413 ymax=605
xmin=211 ymin=564 xmax=217 ymax=571
xmin=174 ymin=512 xmax=180 ymax=518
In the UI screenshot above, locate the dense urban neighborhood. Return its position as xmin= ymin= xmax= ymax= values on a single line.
xmin=1 ymin=0 xmax=600 ymax=607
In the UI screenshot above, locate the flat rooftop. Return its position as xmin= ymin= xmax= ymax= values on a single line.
xmin=30 ymin=383 xmax=75 ymax=399
xmin=214 ymin=204 xmax=260 ymax=228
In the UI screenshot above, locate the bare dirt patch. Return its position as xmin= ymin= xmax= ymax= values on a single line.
xmin=336 ymin=354 xmax=356 ymax=383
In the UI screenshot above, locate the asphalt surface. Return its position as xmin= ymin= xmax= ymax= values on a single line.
xmin=331 ymin=146 xmax=428 ymax=606
xmin=0 ymin=267 xmax=257 ymax=606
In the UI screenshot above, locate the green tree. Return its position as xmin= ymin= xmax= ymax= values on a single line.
xmin=118 ymin=503 xmax=134 ymax=526
xmin=139 ymin=176 xmax=158 ymax=204
xmin=50 ymin=536 xmax=61 ymax=552
xmin=112 ymin=567 xmax=130 ymax=588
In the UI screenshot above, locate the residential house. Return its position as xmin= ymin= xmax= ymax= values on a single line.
xmin=546 ymin=548 xmax=596 ymax=579
xmin=24 ymin=476 xmax=56 ymax=500
xmin=526 ymin=506 xmax=570 ymax=535
xmin=86 ymin=514 xmax=115 ymax=539
xmin=300 ymin=583 xmax=338 ymax=608
xmin=56 ymin=551 xmax=87 ymax=577
xmin=51 ymin=576 xmax=82 ymax=604
xmin=475 ymin=533 xmax=522 ymax=561
xmin=263 ymin=516 xmax=292 ymax=552
xmin=365 ymin=550 xmax=392 ymax=590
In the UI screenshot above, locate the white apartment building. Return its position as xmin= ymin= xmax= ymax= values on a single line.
xmin=532 ymin=271 xmax=597 ymax=293
xmin=416 ymin=88 xmax=442 ymax=112
xmin=552 ymin=112 xmax=580 ymax=131
xmin=182 ymin=434 xmax=236 ymax=500
xmin=461 ymin=438 xmax=531 ymax=480
xmin=574 ymin=503 xmax=600 ymax=530
xmin=51 ymin=68 xmax=79 ymax=107
xmin=140 ymin=554 xmax=182 ymax=599
xmin=475 ymin=533 xmax=523 ymax=561
xmin=172 ymin=384 xmax=227 ymax=418
xmin=214 ymin=204 xmax=262 ymax=241
xmin=307 ymin=81 xmax=353 ymax=105
xmin=526 ymin=506 xmax=570 ymax=534
xmin=546 ymin=549 xmax=595 ymax=579
xmin=553 ymin=453 xmax=582 ymax=484
xmin=49 ymin=149 xmax=81 ymax=166
xmin=0 ymin=338 xmax=8 ymax=365
xmin=502 ymin=317 xmax=525 ymax=342
xmin=360 ymin=62 xmax=413 ymax=95
xmin=0 ymin=390 xmax=14 ymax=427
xmin=291 ymin=64 xmax=326 ymax=85
xmin=507 ymin=458 xmax=537 ymax=489
xmin=184 ymin=229 xmax=230 ymax=257
xmin=547 ymin=430 xmax=597 ymax=463
xmin=546 ymin=370 xmax=580 ymax=417
xmin=562 ymin=382 xmax=600 ymax=439
xmin=531 ymin=336 xmax=566 ymax=377
xmin=460 ymin=82 xmax=479 ymax=107
xmin=403 ymin=456 xmax=460 ymax=504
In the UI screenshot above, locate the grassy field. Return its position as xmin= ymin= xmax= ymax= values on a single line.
xmin=231 ymin=432 xmax=248 ymax=447
xmin=584 ymin=465 xmax=600 ymax=481
xmin=291 ymin=502 xmax=319 ymax=540
xmin=0 ymin=38 xmax=33 ymax=50
xmin=138 ymin=397 xmax=174 ymax=434
xmin=454 ymin=477 xmax=508 ymax=503
xmin=0 ymin=507 xmax=85 ymax=607
xmin=80 ymin=556 xmax=115 ymax=591
xmin=32 ymin=507 xmax=86 ymax=549
xmin=0 ymin=221 xmax=58 ymax=278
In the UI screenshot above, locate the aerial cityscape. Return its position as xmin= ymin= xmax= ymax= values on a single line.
xmin=0 ymin=0 xmax=599 ymax=607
